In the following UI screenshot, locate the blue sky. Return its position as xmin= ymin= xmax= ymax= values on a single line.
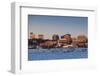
xmin=28 ymin=15 xmax=88 ymax=39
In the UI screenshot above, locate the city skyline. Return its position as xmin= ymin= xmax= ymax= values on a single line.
xmin=28 ymin=15 xmax=88 ymax=39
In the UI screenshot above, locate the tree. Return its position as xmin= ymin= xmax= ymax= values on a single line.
xmin=64 ymin=34 xmax=72 ymax=44
xmin=77 ymin=35 xmax=88 ymax=48
xmin=52 ymin=34 xmax=59 ymax=41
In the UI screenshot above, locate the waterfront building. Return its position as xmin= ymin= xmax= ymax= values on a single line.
xmin=30 ymin=32 xmax=36 ymax=39
xmin=29 ymin=32 xmax=39 ymax=39
xmin=39 ymin=40 xmax=57 ymax=48
xmin=30 ymin=32 xmax=33 ymax=39
xmin=58 ymin=39 xmax=67 ymax=46
xmin=38 ymin=34 xmax=44 ymax=39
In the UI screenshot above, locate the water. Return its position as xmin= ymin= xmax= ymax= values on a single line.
xmin=28 ymin=48 xmax=88 ymax=61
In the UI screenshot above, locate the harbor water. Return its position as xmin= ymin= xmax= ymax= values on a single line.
xmin=28 ymin=48 xmax=88 ymax=61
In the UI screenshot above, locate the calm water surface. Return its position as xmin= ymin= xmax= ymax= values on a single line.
xmin=28 ymin=48 xmax=88 ymax=61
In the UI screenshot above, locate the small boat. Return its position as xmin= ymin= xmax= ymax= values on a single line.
xmin=63 ymin=45 xmax=73 ymax=48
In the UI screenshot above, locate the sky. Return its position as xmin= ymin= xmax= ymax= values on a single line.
xmin=28 ymin=15 xmax=88 ymax=39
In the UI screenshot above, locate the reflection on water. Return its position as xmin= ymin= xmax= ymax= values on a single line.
xmin=28 ymin=48 xmax=88 ymax=61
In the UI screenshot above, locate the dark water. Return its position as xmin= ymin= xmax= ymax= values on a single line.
xmin=28 ymin=48 xmax=88 ymax=61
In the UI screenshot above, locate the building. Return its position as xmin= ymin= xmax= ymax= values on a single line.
xmin=30 ymin=32 xmax=35 ymax=39
xmin=39 ymin=40 xmax=57 ymax=48
xmin=59 ymin=39 xmax=67 ymax=43
xmin=38 ymin=34 xmax=44 ymax=39
xmin=29 ymin=32 xmax=39 ymax=39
